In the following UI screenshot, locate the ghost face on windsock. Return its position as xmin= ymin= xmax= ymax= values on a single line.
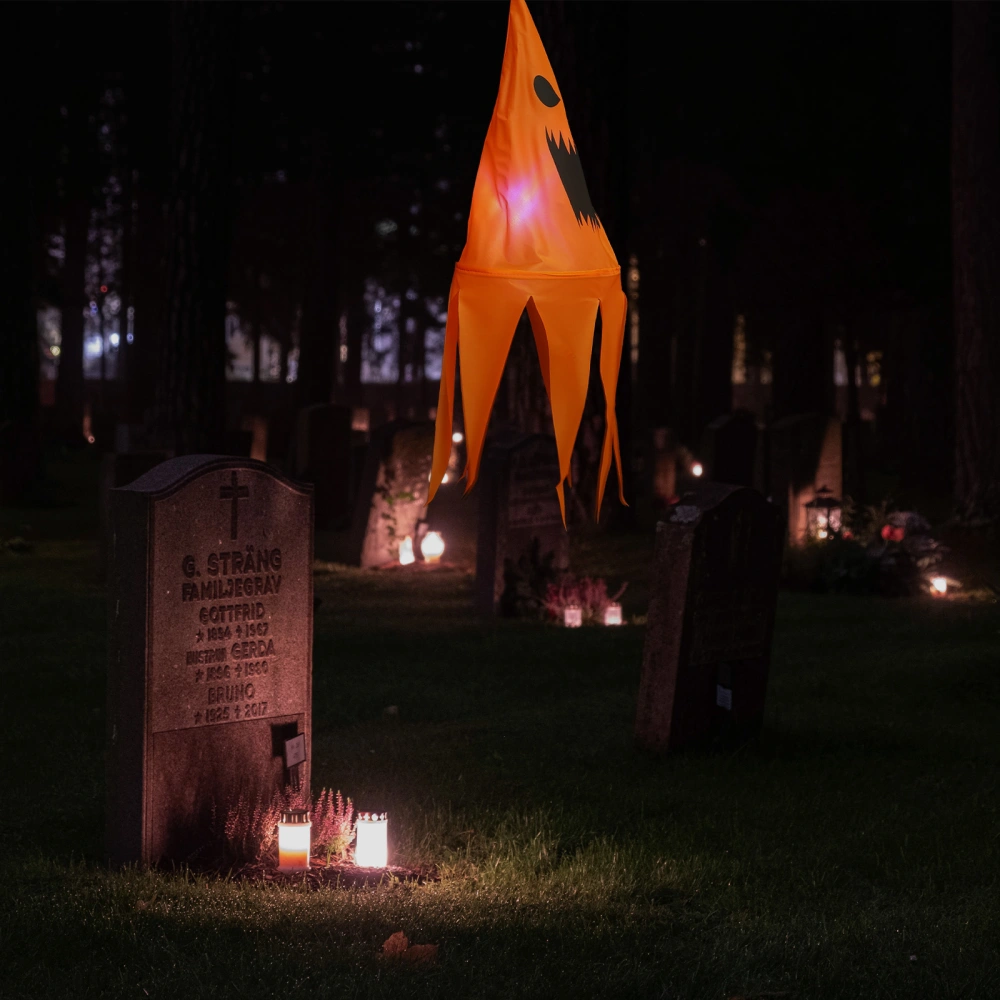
xmin=428 ymin=0 xmax=627 ymax=524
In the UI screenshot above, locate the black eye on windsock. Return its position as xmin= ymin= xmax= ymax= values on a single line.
xmin=533 ymin=75 xmax=561 ymax=107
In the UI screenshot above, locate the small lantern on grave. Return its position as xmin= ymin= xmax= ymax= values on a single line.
xmin=398 ymin=535 xmax=415 ymax=566
xmin=804 ymin=486 xmax=843 ymax=541
xmin=563 ymin=606 xmax=583 ymax=628
xmin=277 ymin=809 xmax=311 ymax=872
xmin=603 ymin=602 xmax=623 ymax=626
xmin=355 ymin=812 xmax=388 ymax=868
xmin=420 ymin=531 xmax=445 ymax=564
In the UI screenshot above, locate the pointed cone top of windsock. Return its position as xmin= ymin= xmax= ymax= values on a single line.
xmin=428 ymin=0 xmax=627 ymax=527
xmin=458 ymin=0 xmax=620 ymax=276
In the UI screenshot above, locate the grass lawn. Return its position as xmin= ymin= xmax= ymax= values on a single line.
xmin=1 ymin=511 xmax=998 ymax=998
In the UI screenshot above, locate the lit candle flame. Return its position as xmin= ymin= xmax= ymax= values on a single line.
xmin=691 ymin=462 xmax=703 ymax=477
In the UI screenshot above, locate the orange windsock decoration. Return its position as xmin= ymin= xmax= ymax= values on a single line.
xmin=428 ymin=0 xmax=627 ymax=524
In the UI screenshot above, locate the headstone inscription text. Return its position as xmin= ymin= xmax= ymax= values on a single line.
xmin=507 ymin=445 xmax=565 ymax=530
xmin=106 ymin=455 xmax=313 ymax=866
xmin=476 ymin=433 xmax=569 ymax=614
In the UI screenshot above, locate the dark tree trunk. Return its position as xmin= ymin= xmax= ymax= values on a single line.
xmin=0 ymin=10 xmax=41 ymax=501
xmin=952 ymin=0 xmax=1000 ymax=520
xmin=297 ymin=131 xmax=337 ymax=409
xmin=769 ymin=305 xmax=829 ymax=421
xmin=56 ymin=191 xmax=89 ymax=444
xmin=52 ymin=12 xmax=99 ymax=447
xmin=153 ymin=1 xmax=235 ymax=455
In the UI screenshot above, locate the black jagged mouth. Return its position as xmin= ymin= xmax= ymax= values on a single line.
xmin=545 ymin=128 xmax=601 ymax=229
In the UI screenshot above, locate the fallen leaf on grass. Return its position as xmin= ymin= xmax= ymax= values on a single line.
xmin=382 ymin=932 xmax=439 ymax=964
xmin=383 ymin=931 xmax=409 ymax=955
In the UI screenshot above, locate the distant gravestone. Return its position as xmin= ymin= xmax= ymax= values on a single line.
xmin=476 ymin=433 xmax=569 ymax=615
xmin=106 ymin=455 xmax=313 ymax=865
xmin=347 ymin=420 xmax=434 ymax=567
xmin=650 ymin=427 xmax=681 ymax=508
xmin=768 ymin=413 xmax=842 ymax=545
xmin=635 ymin=483 xmax=784 ymax=752
xmin=702 ymin=410 xmax=758 ymax=489
xmin=295 ymin=403 xmax=353 ymax=530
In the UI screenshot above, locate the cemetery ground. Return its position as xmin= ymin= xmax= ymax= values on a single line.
xmin=2 ymin=467 xmax=999 ymax=999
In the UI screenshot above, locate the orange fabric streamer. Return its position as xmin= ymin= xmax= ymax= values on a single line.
xmin=428 ymin=0 xmax=627 ymax=524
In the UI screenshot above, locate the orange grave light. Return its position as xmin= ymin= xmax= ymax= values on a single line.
xmin=428 ymin=0 xmax=627 ymax=526
xmin=277 ymin=810 xmax=311 ymax=871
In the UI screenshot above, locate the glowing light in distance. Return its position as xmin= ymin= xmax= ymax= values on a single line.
xmin=421 ymin=531 xmax=445 ymax=564
xmin=930 ymin=576 xmax=947 ymax=595
xmin=398 ymin=536 xmax=415 ymax=566
xmin=691 ymin=462 xmax=704 ymax=477
xmin=452 ymin=431 xmax=464 ymax=443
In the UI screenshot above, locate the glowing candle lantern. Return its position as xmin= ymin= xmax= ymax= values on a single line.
xmin=564 ymin=606 xmax=583 ymax=628
xmin=398 ymin=535 xmax=415 ymax=566
xmin=603 ymin=602 xmax=623 ymax=626
xmin=421 ymin=531 xmax=445 ymax=564
xmin=277 ymin=809 xmax=311 ymax=871
xmin=804 ymin=486 xmax=842 ymax=542
xmin=690 ymin=462 xmax=704 ymax=478
xmin=930 ymin=576 xmax=948 ymax=596
xmin=355 ymin=813 xmax=388 ymax=868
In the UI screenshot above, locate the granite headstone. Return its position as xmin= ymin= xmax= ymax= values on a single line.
xmin=347 ymin=420 xmax=435 ymax=567
xmin=476 ymin=432 xmax=569 ymax=615
xmin=635 ymin=483 xmax=784 ymax=752
xmin=106 ymin=455 xmax=313 ymax=865
xmin=768 ymin=413 xmax=842 ymax=545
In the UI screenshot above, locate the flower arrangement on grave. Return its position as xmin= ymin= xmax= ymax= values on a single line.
xmin=311 ymin=788 xmax=355 ymax=864
xmin=220 ymin=785 xmax=305 ymax=866
xmin=219 ymin=786 xmax=356 ymax=868
xmin=543 ymin=574 xmax=627 ymax=625
xmin=786 ymin=498 xmax=948 ymax=597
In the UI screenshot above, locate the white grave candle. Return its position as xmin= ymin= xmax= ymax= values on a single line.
xmin=355 ymin=813 xmax=388 ymax=868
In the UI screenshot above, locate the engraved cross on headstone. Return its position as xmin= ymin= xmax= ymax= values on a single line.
xmin=219 ymin=471 xmax=250 ymax=540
